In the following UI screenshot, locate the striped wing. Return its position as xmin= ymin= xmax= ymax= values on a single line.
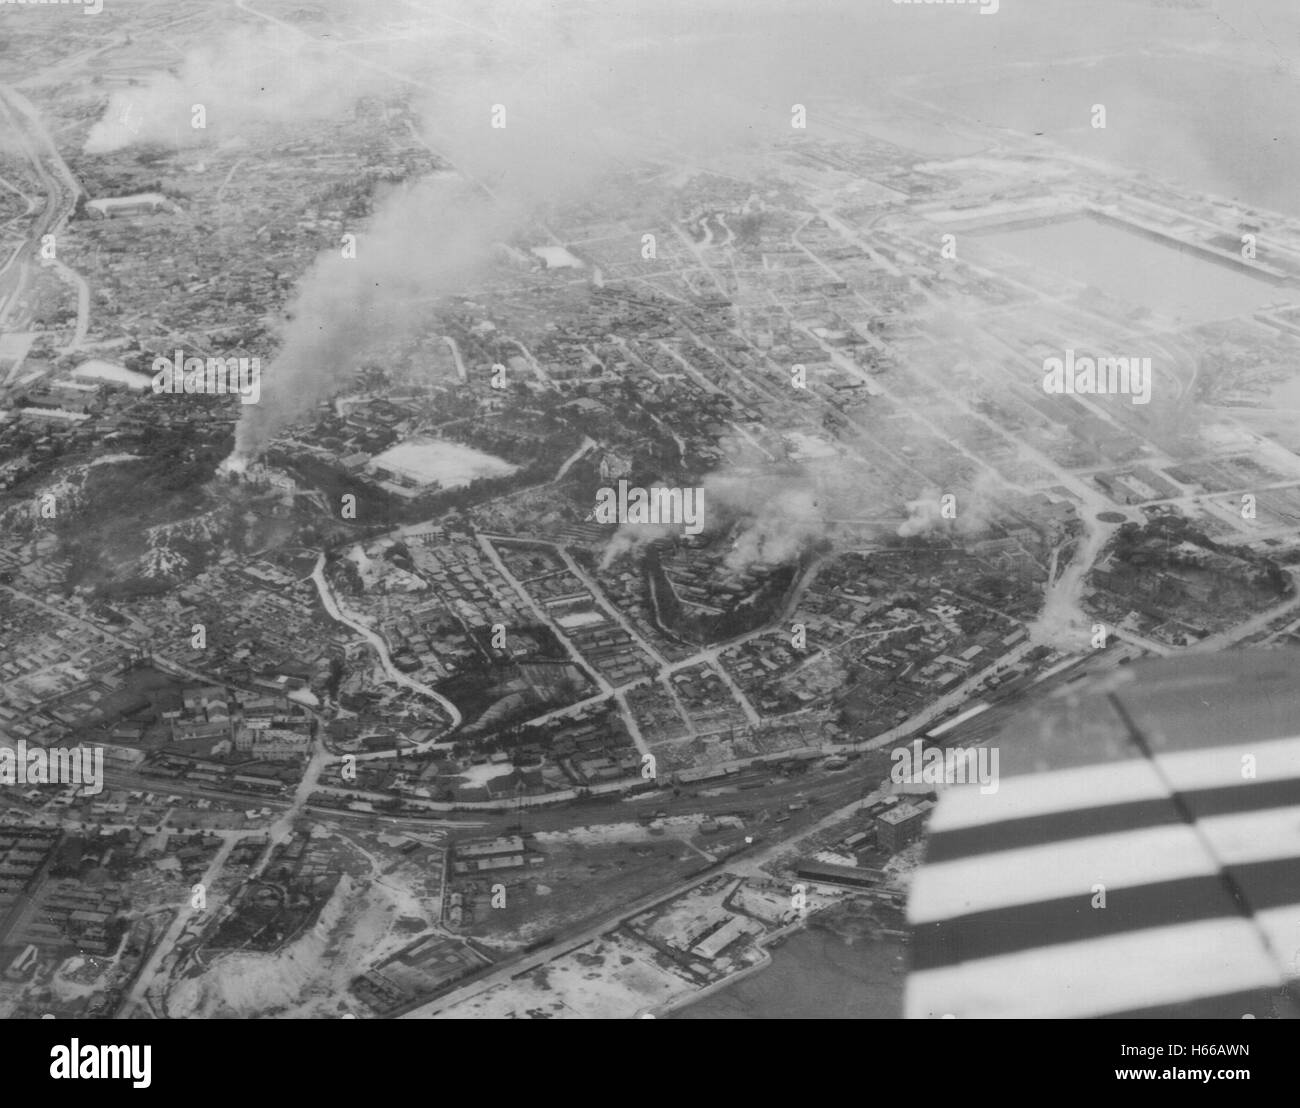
xmin=905 ymin=649 xmax=1300 ymax=1018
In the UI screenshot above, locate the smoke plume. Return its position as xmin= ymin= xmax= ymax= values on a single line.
xmin=71 ymin=0 xmax=1296 ymax=465
xmin=83 ymin=23 xmax=408 ymax=155
xmin=234 ymin=174 xmax=513 ymax=459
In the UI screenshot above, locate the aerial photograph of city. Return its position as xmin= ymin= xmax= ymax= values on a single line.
xmin=2 ymin=0 xmax=1299 ymax=1039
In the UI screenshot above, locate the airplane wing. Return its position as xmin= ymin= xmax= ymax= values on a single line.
xmin=905 ymin=649 xmax=1300 ymax=1018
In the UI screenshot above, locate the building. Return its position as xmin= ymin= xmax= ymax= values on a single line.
xmin=449 ymin=835 xmax=541 ymax=875
xmin=172 ymin=686 xmax=233 ymax=741
xmin=183 ymin=686 xmax=227 ymax=714
xmin=4 ymin=944 xmax=38 ymax=982
xmin=690 ymin=915 xmax=755 ymax=960
xmin=795 ymin=860 xmax=886 ymax=890
xmin=25 ymin=380 xmax=101 ymax=414
xmin=236 ymin=727 xmax=310 ymax=761
xmin=84 ymin=193 xmax=175 ymax=219
xmin=171 ymin=718 xmax=231 ymax=742
xmin=875 ymin=800 xmax=933 ymax=853
xmin=16 ymin=407 xmax=90 ymax=426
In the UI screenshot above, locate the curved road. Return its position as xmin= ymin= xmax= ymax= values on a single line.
xmin=309 ymin=553 xmax=463 ymax=739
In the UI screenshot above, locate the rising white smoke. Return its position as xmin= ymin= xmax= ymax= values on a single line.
xmin=233 ymin=173 xmax=514 ymax=461
xmin=214 ymin=0 xmax=804 ymax=464
xmin=597 ymin=460 xmax=860 ymax=572
xmin=83 ymin=23 xmax=410 ymax=155
xmin=897 ymin=470 xmax=1003 ymax=539
xmin=77 ymin=0 xmax=1255 ymax=477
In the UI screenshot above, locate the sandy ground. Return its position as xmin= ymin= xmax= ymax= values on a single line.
xmin=433 ymin=932 xmax=685 ymax=1019
xmin=533 ymin=816 xmax=705 ymax=848
xmin=165 ymin=864 xmax=439 ymax=1018
xmin=729 ymin=882 xmax=793 ymax=924
xmin=370 ymin=438 xmax=518 ymax=488
xmin=812 ymin=849 xmax=858 ymax=867
xmin=453 ymin=762 xmax=517 ymax=787
xmin=345 ymin=543 xmax=427 ymax=594
xmin=48 ymin=955 xmax=112 ymax=1001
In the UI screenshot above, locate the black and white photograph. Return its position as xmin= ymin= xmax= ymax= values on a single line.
xmin=0 ymin=0 xmax=1297 ymax=1047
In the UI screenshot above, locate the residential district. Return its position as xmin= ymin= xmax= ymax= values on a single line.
xmin=2 ymin=0 xmax=1299 ymax=1018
